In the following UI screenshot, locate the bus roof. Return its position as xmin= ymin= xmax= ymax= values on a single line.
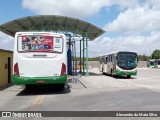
xmin=15 ymin=32 xmax=64 ymax=36
xmin=99 ymin=51 xmax=137 ymax=57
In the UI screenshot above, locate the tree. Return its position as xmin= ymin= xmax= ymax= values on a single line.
xmin=138 ymin=55 xmax=150 ymax=61
xmin=152 ymin=49 xmax=160 ymax=59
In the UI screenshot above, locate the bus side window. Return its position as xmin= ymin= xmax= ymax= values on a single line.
xmin=110 ymin=55 xmax=112 ymax=62
xmin=111 ymin=55 xmax=113 ymax=62
xmin=106 ymin=57 xmax=107 ymax=64
xmin=107 ymin=56 xmax=109 ymax=63
xmin=113 ymin=55 xmax=115 ymax=63
xmin=102 ymin=57 xmax=104 ymax=63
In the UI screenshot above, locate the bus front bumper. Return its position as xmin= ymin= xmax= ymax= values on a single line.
xmin=116 ymin=70 xmax=137 ymax=76
xmin=12 ymin=75 xmax=67 ymax=85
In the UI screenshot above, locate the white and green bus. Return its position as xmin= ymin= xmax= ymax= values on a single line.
xmin=155 ymin=59 xmax=160 ymax=68
xmin=13 ymin=32 xmax=67 ymax=88
xmin=99 ymin=51 xmax=138 ymax=78
xmin=147 ymin=59 xmax=156 ymax=68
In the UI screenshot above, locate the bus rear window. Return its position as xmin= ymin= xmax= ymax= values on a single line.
xmin=17 ymin=35 xmax=63 ymax=53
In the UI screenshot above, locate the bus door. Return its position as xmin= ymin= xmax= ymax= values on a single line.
xmin=112 ymin=55 xmax=116 ymax=74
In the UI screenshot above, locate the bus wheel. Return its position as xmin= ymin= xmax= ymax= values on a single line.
xmin=111 ymin=69 xmax=114 ymax=76
xmin=127 ymin=75 xmax=131 ymax=78
xmin=102 ymin=68 xmax=105 ymax=75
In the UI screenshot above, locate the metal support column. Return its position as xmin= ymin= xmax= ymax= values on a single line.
xmin=79 ymin=40 xmax=82 ymax=73
xmin=83 ymin=35 xmax=85 ymax=74
xmin=67 ymin=34 xmax=72 ymax=75
xmin=85 ymin=32 xmax=89 ymax=77
xmin=72 ymin=44 xmax=74 ymax=75
xmin=74 ymin=41 xmax=77 ymax=75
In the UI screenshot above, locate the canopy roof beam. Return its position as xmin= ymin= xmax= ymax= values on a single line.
xmin=27 ymin=17 xmax=39 ymax=30
xmin=14 ymin=20 xmax=28 ymax=30
xmin=0 ymin=26 xmax=14 ymax=36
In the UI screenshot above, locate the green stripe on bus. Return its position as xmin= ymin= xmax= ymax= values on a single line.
xmin=12 ymin=75 xmax=67 ymax=85
xmin=116 ymin=70 xmax=137 ymax=76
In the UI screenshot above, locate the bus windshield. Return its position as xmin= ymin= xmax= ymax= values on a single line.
xmin=150 ymin=61 xmax=154 ymax=66
xmin=117 ymin=52 xmax=138 ymax=70
xmin=18 ymin=35 xmax=63 ymax=53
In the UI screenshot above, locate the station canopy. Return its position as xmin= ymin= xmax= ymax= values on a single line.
xmin=0 ymin=15 xmax=105 ymax=40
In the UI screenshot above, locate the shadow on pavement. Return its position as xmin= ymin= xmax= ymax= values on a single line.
xmin=16 ymin=84 xmax=71 ymax=96
xmin=88 ymin=72 xmax=103 ymax=76
xmin=103 ymin=73 xmax=137 ymax=79
xmin=0 ymin=83 xmax=13 ymax=91
xmin=113 ymin=75 xmax=137 ymax=79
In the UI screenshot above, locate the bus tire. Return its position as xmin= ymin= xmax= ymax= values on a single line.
xmin=111 ymin=69 xmax=114 ymax=76
xmin=127 ymin=75 xmax=131 ymax=78
xmin=102 ymin=68 xmax=105 ymax=75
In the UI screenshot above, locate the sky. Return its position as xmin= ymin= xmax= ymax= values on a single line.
xmin=0 ymin=0 xmax=160 ymax=57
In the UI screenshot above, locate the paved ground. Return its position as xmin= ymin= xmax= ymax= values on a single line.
xmin=0 ymin=68 xmax=160 ymax=120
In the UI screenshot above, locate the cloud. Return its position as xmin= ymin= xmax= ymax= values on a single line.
xmin=22 ymin=0 xmax=108 ymax=18
xmin=146 ymin=0 xmax=160 ymax=10
xmin=100 ymin=1 xmax=160 ymax=57
xmin=22 ymin=0 xmax=139 ymax=18
xmin=88 ymin=32 xmax=160 ymax=57
xmin=0 ymin=32 xmax=14 ymax=51
xmin=104 ymin=6 xmax=160 ymax=34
